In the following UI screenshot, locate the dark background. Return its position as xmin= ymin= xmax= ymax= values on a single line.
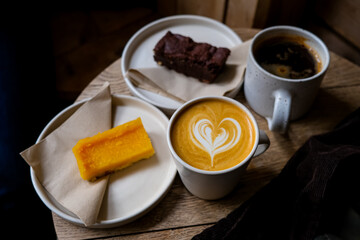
xmin=0 ymin=1 xmax=358 ymax=238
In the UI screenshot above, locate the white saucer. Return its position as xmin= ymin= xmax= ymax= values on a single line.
xmin=31 ymin=94 xmax=177 ymax=228
xmin=121 ymin=15 xmax=242 ymax=115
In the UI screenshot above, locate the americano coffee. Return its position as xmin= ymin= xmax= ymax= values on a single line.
xmin=253 ymin=35 xmax=322 ymax=79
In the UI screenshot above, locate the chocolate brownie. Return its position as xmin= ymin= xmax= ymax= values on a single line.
xmin=153 ymin=31 xmax=231 ymax=83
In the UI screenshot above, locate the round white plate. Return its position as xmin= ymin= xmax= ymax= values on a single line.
xmin=31 ymin=94 xmax=177 ymax=228
xmin=121 ymin=15 xmax=242 ymax=115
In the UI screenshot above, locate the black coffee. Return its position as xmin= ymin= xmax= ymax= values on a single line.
xmin=254 ymin=35 xmax=321 ymax=79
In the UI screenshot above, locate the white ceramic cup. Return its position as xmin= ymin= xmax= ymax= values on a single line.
xmin=244 ymin=26 xmax=330 ymax=133
xmin=167 ymin=96 xmax=270 ymax=200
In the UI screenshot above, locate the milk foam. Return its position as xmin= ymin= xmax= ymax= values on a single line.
xmin=190 ymin=117 xmax=241 ymax=167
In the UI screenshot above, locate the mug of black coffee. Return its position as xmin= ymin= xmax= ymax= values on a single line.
xmin=244 ymin=26 xmax=330 ymax=133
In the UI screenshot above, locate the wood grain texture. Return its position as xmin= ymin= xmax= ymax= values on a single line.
xmin=53 ymin=28 xmax=360 ymax=240
xmin=225 ymin=0 xmax=259 ymax=27
xmin=157 ymin=0 xmax=226 ymax=21
xmin=53 ymin=9 xmax=160 ymax=100
xmin=316 ymin=0 xmax=360 ymax=50
xmin=177 ymin=0 xmax=226 ymax=21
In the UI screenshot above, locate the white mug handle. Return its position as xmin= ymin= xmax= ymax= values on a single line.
xmin=253 ymin=130 xmax=270 ymax=157
xmin=266 ymin=89 xmax=292 ymax=133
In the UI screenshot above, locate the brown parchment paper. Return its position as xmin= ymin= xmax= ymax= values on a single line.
xmin=126 ymin=40 xmax=252 ymax=102
xmin=20 ymin=82 xmax=112 ymax=226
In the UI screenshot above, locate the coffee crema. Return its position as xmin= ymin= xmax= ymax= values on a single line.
xmin=171 ymin=100 xmax=256 ymax=171
xmin=253 ymin=35 xmax=322 ymax=79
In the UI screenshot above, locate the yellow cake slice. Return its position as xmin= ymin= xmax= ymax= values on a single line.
xmin=72 ymin=117 xmax=155 ymax=181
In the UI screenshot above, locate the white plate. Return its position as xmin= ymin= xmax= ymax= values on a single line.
xmin=121 ymin=15 xmax=242 ymax=115
xmin=30 ymin=94 xmax=177 ymax=228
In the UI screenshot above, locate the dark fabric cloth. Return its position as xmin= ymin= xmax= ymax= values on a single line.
xmin=193 ymin=108 xmax=360 ymax=240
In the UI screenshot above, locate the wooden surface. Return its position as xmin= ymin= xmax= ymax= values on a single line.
xmin=157 ymin=0 xmax=227 ymax=22
xmin=316 ymin=0 xmax=360 ymax=50
xmin=156 ymin=0 xmax=309 ymax=28
xmin=52 ymin=28 xmax=360 ymax=239
xmin=225 ymin=0 xmax=259 ymax=27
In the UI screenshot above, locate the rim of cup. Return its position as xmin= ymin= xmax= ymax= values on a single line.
xmin=249 ymin=25 xmax=330 ymax=83
xmin=167 ymin=96 xmax=260 ymax=175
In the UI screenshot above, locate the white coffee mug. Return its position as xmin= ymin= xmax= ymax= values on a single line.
xmin=244 ymin=26 xmax=330 ymax=133
xmin=167 ymin=96 xmax=270 ymax=200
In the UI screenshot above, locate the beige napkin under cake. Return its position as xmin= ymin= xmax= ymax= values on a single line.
xmin=126 ymin=39 xmax=251 ymax=102
xmin=20 ymin=82 xmax=112 ymax=226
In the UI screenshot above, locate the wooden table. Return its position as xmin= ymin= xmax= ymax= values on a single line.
xmin=52 ymin=28 xmax=360 ymax=239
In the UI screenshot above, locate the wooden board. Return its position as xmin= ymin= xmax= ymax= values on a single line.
xmin=316 ymin=0 xmax=360 ymax=50
xmin=157 ymin=0 xmax=226 ymax=22
xmin=52 ymin=28 xmax=360 ymax=240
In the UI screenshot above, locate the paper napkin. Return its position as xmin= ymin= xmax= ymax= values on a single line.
xmin=20 ymin=82 xmax=112 ymax=226
xmin=126 ymin=39 xmax=252 ymax=102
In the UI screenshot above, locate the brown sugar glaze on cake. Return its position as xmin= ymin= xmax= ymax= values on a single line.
xmin=153 ymin=31 xmax=231 ymax=83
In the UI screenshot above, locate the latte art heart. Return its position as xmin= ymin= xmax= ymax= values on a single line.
xmin=171 ymin=99 xmax=255 ymax=171
xmin=190 ymin=118 xmax=241 ymax=167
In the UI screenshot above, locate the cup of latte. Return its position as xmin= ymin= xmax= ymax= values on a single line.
xmin=244 ymin=26 xmax=330 ymax=133
xmin=167 ymin=96 xmax=270 ymax=200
